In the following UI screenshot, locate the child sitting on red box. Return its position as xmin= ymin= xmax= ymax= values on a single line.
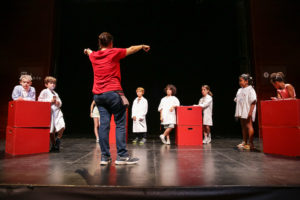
xmin=234 ymin=74 xmax=257 ymax=150
xmin=270 ymin=72 xmax=296 ymax=99
xmin=158 ymin=84 xmax=180 ymax=145
xmin=197 ymin=85 xmax=213 ymax=144
xmin=38 ymin=76 xmax=65 ymax=152
xmin=12 ymin=74 xmax=36 ymax=101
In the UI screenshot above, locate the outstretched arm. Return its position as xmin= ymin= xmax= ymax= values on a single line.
xmin=126 ymin=45 xmax=150 ymax=56
xmin=84 ymin=48 xmax=93 ymax=56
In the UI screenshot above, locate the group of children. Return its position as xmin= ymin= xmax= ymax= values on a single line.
xmin=12 ymin=75 xmax=65 ymax=152
xmin=12 ymin=71 xmax=296 ymax=152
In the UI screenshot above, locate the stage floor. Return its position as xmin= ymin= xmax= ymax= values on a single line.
xmin=0 ymin=138 xmax=300 ymax=187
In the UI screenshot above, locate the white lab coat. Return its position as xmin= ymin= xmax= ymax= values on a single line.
xmin=132 ymin=97 xmax=148 ymax=132
xmin=234 ymin=85 xmax=257 ymax=121
xmin=198 ymin=94 xmax=213 ymax=126
xmin=158 ymin=96 xmax=180 ymax=125
xmin=38 ymin=88 xmax=65 ymax=132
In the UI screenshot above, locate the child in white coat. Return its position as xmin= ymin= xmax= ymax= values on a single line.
xmin=234 ymin=74 xmax=257 ymax=150
xmin=158 ymin=84 xmax=180 ymax=145
xmin=38 ymin=76 xmax=65 ymax=152
xmin=132 ymin=87 xmax=148 ymax=145
xmin=197 ymin=85 xmax=213 ymax=144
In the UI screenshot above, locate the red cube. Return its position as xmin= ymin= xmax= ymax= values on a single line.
xmin=176 ymin=125 xmax=203 ymax=145
xmin=262 ymin=127 xmax=300 ymax=157
xmin=5 ymin=126 xmax=50 ymax=155
xmin=260 ymin=99 xmax=300 ymax=127
xmin=176 ymin=106 xmax=202 ymax=126
xmin=7 ymin=101 xmax=51 ymax=128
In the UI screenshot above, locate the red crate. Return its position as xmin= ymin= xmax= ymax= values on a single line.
xmin=7 ymin=101 xmax=51 ymax=128
xmin=176 ymin=106 xmax=202 ymax=126
xmin=262 ymin=127 xmax=300 ymax=157
xmin=260 ymin=99 xmax=300 ymax=127
xmin=176 ymin=125 xmax=203 ymax=145
xmin=5 ymin=126 xmax=50 ymax=155
xmin=109 ymin=109 xmax=128 ymax=144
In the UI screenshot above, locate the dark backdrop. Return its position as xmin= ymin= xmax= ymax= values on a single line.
xmin=55 ymin=0 xmax=247 ymax=138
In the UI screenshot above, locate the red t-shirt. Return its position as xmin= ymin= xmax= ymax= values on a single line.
xmin=89 ymin=48 xmax=127 ymax=94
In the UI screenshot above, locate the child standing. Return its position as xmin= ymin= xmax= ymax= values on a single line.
xmin=90 ymin=100 xmax=100 ymax=143
xmin=38 ymin=76 xmax=65 ymax=152
xmin=270 ymin=72 xmax=296 ymax=99
xmin=12 ymin=74 xmax=36 ymax=101
xmin=132 ymin=87 xmax=148 ymax=145
xmin=158 ymin=84 xmax=180 ymax=145
xmin=197 ymin=85 xmax=213 ymax=144
xmin=234 ymin=74 xmax=257 ymax=150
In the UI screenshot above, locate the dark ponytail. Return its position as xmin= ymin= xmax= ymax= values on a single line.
xmin=240 ymin=74 xmax=254 ymax=86
xmin=270 ymin=72 xmax=285 ymax=83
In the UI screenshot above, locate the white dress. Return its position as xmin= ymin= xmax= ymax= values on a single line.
xmin=158 ymin=96 xmax=180 ymax=125
xmin=132 ymin=97 xmax=148 ymax=132
xmin=38 ymin=88 xmax=65 ymax=132
xmin=198 ymin=94 xmax=213 ymax=126
xmin=234 ymin=86 xmax=257 ymax=121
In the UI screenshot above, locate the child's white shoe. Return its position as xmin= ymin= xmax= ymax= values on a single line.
xmin=206 ymin=134 xmax=211 ymax=144
xmin=166 ymin=139 xmax=171 ymax=145
xmin=203 ymin=136 xmax=208 ymax=144
xmin=160 ymin=134 xmax=167 ymax=144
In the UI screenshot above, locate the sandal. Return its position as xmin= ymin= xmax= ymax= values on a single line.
xmin=243 ymin=145 xmax=250 ymax=150
xmin=237 ymin=142 xmax=246 ymax=148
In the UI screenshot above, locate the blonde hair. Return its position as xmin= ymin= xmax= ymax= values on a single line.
xmin=19 ymin=75 xmax=32 ymax=82
xmin=202 ymin=85 xmax=213 ymax=96
xmin=136 ymin=87 xmax=145 ymax=94
xmin=44 ymin=76 xmax=57 ymax=84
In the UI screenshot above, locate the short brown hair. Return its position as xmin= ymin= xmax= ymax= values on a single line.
xmin=98 ymin=32 xmax=113 ymax=48
xmin=164 ymin=84 xmax=177 ymax=95
xmin=44 ymin=76 xmax=56 ymax=84
xmin=136 ymin=87 xmax=145 ymax=93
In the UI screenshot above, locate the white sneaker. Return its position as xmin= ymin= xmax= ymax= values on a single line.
xmin=160 ymin=134 xmax=167 ymax=144
xmin=166 ymin=139 xmax=170 ymax=145
xmin=206 ymin=134 xmax=211 ymax=144
xmin=203 ymin=136 xmax=208 ymax=144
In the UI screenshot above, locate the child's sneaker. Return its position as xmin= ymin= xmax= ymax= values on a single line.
xmin=139 ymin=138 xmax=146 ymax=145
xmin=160 ymin=134 xmax=167 ymax=144
xmin=115 ymin=156 xmax=139 ymax=165
xmin=166 ymin=140 xmax=171 ymax=145
xmin=203 ymin=136 xmax=208 ymax=144
xmin=100 ymin=156 xmax=112 ymax=165
xmin=206 ymin=134 xmax=211 ymax=144
xmin=132 ymin=138 xmax=138 ymax=144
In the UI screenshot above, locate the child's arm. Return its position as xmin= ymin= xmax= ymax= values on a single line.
xmin=139 ymin=100 xmax=148 ymax=121
xmin=126 ymin=45 xmax=150 ymax=56
xmin=160 ymin=110 xmax=163 ymax=122
xmin=26 ymin=87 xmax=36 ymax=101
xmin=286 ymin=84 xmax=296 ymax=99
xmin=90 ymin=101 xmax=95 ymax=118
xmin=12 ymin=86 xmax=22 ymax=100
xmin=248 ymin=101 xmax=256 ymax=118
xmin=199 ymin=97 xmax=212 ymax=108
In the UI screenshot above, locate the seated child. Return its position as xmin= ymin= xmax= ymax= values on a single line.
xmin=38 ymin=76 xmax=65 ymax=152
xmin=132 ymin=87 xmax=148 ymax=145
xmin=12 ymin=74 xmax=36 ymax=101
xmin=270 ymin=72 xmax=296 ymax=99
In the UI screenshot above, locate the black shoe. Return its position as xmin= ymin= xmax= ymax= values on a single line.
xmin=49 ymin=145 xmax=59 ymax=153
xmin=54 ymin=138 xmax=61 ymax=152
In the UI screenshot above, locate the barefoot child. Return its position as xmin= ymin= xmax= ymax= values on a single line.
xmin=132 ymin=87 xmax=148 ymax=145
xmin=234 ymin=74 xmax=257 ymax=150
xmin=198 ymin=85 xmax=213 ymax=144
xmin=38 ymin=76 xmax=65 ymax=152
xmin=12 ymin=74 xmax=36 ymax=101
xmin=90 ymin=100 xmax=100 ymax=143
xmin=158 ymin=84 xmax=180 ymax=145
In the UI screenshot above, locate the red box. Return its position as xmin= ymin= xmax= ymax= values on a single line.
xmin=109 ymin=109 xmax=128 ymax=144
xmin=5 ymin=126 xmax=50 ymax=155
xmin=7 ymin=101 xmax=51 ymax=128
xmin=260 ymin=99 xmax=300 ymax=127
xmin=262 ymin=127 xmax=300 ymax=157
xmin=176 ymin=106 xmax=202 ymax=126
xmin=176 ymin=125 xmax=203 ymax=145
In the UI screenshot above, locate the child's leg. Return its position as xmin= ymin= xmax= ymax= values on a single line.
xmin=163 ymin=128 xmax=173 ymax=137
xmin=240 ymin=119 xmax=248 ymax=144
xmin=93 ymin=117 xmax=100 ymax=140
xmin=203 ymin=126 xmax=208 ymax=138
xmin=50 ymin=132 xmax=56 ymax=146
xmin=57 ymin=127 xmax=65 ymax=139
xmin=246 ymin=117 xmax=254 ymax=148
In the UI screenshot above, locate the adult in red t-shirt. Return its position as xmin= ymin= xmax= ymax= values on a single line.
xmin=84 ymin=32 xmax=150 ymax=165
